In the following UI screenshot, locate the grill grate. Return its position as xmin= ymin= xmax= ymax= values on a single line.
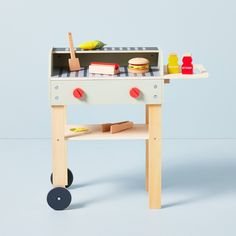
xmin=52 ymin=66 xmax=160 ymax=78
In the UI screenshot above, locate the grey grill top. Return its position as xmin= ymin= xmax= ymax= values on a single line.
xmin=52 ymin=66 xmax=159 ymax=79
xmin=52 ymin=47 xmax=159 ymax=52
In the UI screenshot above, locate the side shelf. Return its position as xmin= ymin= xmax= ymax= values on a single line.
xmin=163 ymin=64 xmax=209 ymax=80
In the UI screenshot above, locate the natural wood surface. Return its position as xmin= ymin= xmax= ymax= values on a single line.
xmin=110 ymin=121 xmax=133 ymax=134
xmin=65 ymin=124 xmax=148 ymax=140
xmin=68 ymin=32 xmax=80 ymax=71
xmin=148 ymin=104 xmax=162 ymax=209
xmin=101 ymin=123 xmax=113 ymax=132
xmin=52 ymin=105 xmax=68 ymax=187
xmin=145 ymin=105 xmax=149 ymax=192
xmin=68 ymin=32 xmax=76 ymax=59
xmin=101 ymin=121 xmax=129 ymax=132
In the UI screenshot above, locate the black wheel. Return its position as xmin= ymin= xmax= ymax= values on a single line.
xmin=47 ymin=187 xmax=71 ymax=210
xmin=50 ymin=169 xmax=74 ymax=188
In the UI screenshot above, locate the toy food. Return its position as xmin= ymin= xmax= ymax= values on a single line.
xmin=182 ymin=54 xmax=193 ymax=74
xmin=101 ymin=121 xmax=133 ymax=134
xmin=70 ymin=127 xmax=88 ymax=133
xmin=128 ymin=57 xmax=149 ymax=73
xmin=167 ymin=53 xmax=180 ymax=74
xmin=78 ymin=40 xmax=106 ymax=50
xmin=65 ymin=127 xmax=90 ymax=138
xmin=89 ymin=62 xmax=120 ymax=75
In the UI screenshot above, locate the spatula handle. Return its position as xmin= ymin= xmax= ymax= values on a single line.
xmin=68 ymin=32 xmax=76 ymax=59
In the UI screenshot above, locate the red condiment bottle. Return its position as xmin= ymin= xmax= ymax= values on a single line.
xmin=182 ymin=54 xmax=193 ymax=74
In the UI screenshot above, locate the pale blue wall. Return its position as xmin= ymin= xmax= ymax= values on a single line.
xmin=0 ymin=0 xmax=235 ymax=138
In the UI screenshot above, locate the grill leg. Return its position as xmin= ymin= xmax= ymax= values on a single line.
xmin=145 ymin=105 xmax=149 ymax=192
xmin=148 ymin=104 xmax=162 ymax=209
xmin=51 ymin=105 xmax=68 ymax=187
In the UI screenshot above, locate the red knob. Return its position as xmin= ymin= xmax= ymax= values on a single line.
xmin=73 ymin=88 xmax=84 ymax=99
xmin=129 ymin=87 xmax=140 ymax=98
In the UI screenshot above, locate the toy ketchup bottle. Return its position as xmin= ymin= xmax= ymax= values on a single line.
xmin=182 ymin=54 xmax=193 ymax=74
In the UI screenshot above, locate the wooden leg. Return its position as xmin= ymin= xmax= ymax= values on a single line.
xmin=148 ymin=104 xmax=162 ymax=209
xmin=51 ymin=105 xmax=68 ymax=187
xmin=145 ymin=105 xmax=149 ymax=192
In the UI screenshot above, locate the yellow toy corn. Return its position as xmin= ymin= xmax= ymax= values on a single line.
xmin=70 ymin=127 xmax=88 ymax=133
xmin=78 ymin=40 xmax=106 ymax=50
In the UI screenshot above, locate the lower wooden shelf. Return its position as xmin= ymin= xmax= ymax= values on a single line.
xmin=65 ymin=124 xmax=148 ymax=140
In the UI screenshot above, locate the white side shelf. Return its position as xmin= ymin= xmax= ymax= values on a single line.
xmin=65 ymin=124 xmax=148 ymax=141
xmin=163 ymin=64 xmax=209 ymax=79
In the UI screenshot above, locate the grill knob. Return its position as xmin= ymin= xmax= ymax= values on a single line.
xmin=73 ymin=88 xmax=84 ymax=99
xmin=130 ymin=87 xmax=140 ymax=98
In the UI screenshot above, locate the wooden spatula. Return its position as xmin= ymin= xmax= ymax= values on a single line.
xmin=68 ymin=32 xmax=80 ymax=71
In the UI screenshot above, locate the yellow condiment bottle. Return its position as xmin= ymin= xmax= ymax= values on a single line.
xmin=167 ymin=53 xmax=180 ymax=74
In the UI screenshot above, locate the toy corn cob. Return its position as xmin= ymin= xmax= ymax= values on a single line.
xmin=78 ymin=40 xmax=106 ymax=50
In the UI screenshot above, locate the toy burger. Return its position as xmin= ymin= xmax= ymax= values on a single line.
xmin=128 ymin=57 xmax=150 ymax=73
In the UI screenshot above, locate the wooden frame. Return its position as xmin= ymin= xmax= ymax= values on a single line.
xmin=147 ymin=104 xmax=162 ymax=208
xmin=145 ymin=105 xmax=149 ymax=192
xmin=51 ymin=105 xmax=162 ymax=208
xmin=51 ymin=105 xmax=68 ymax=187
xmin=49 ymin=47 xmax=208 ymax=210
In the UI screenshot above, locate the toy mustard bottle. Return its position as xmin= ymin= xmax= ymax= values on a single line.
xmin=167 ymin=53 xmax=180 ymax=74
